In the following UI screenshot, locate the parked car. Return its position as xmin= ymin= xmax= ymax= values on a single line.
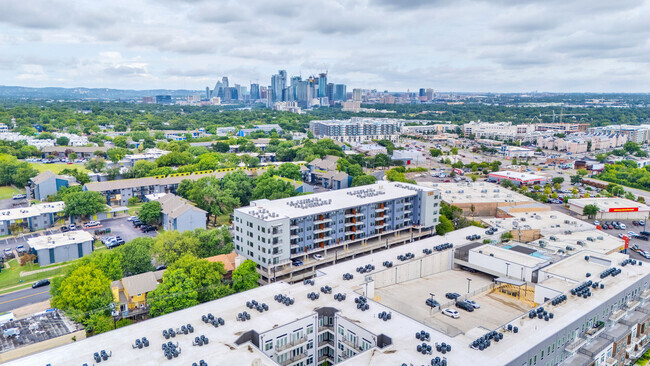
xmin=292 ymin=259 xmax=303 ymax=267
xmin=618 ymin=234 xmax=625 ymax=239
xmin=115 ymin=236 xmax=125 ymax=245
xmin=83 ymin=221 xmax=101 ymax=228
xmin=632 ymin=221 xmax=639 ymax=226
xmin=640 ymin=220 xmax=646 ymax=226
xmin=31 ymin=279 xmax=50 ymax=289
xmin=464 ymin=299 xmax=481 ymax=309
xmin=441 ymin=308 xmax=460 ymax=319
xmin=60 ymin=225 xmax=69 ymax=232
xmin=455 ymin=300 xmax=475 ymax=312
xmin=445 ymin=292 xmax=461 ymax=300
xmin=425 ymin=298 xmax=440 ymax=308
xmin=69 ymin=224 xmax=76 ymax=231
xmin=593 ymin=220 xmax=600 ymax=226
xmin=640 ymin=231 xmax=650 ymax=237
xmin=16 ymin=245 xmax=26 ymax=254
xmin=127 ymin=216 xmax=138 ymax=221
xmin=141 ymin=225 xmax=157 ymax=233
xmin=12 ymin=194 xmax=26 ymax=200
xmin=628 ymin=231 xmax=637 ymax=237
xmin=132 ymin=219 xmax=143 ymax=227
xmin=312 ymin=254 xmax=324 ymax=261
xmin=155 ymin=265 xmax=167 ymax=271
xmin=620 ymin=223 xmax=627 ymax=230
xmin=3 ymin=248 xmax=13 ymax=257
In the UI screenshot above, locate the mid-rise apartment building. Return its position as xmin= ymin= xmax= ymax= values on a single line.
xmin=309 ymin=118 xmax=400 ymax=143
xmin=233 ymin=182 xmax=441 ymax=283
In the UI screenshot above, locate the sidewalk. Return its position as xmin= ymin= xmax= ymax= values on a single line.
xmin=20 ymin=263 xmax=71 ymax=277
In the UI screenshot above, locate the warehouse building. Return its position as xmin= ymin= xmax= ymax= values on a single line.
xmin=233 ymin=182 xmax=441 ymax=283
xmin=487 ymin=171 xmax=547 ymax=187
xmin=434 ymin=182 xmax=544 ymax=217
xmin=568 ymin=197 xmax=650 ymax=220
xmin=27 ymin=230 xmax=94 ymax=266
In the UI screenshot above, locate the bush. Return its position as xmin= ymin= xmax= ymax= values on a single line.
xmin=127 ymin=197 xmax=140 ymax=206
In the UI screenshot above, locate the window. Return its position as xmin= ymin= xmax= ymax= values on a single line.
xmin=265 ymin=340 xmax=273 ymax=351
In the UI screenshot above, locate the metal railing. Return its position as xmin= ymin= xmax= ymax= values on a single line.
xmin=276 ymin=336 xmax=308 ymax=353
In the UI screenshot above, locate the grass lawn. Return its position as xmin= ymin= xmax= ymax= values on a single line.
xmin=0 ymin=186 xmax=23 ymax=200
xmin=637 ymin=349 xmax=650 ymax=365
xmin=127 ymin=203 xmax=144 ymax=216
xmin=0 ymin=259 xmax=68 ymax=290
xmin=31 ymin=162 xmax=89 ymax=174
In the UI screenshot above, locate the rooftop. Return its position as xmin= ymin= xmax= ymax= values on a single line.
xmin=155 ymin=193 xmax=206 ymax=218
xmin=238 ymin=182 xmax=437 ymax=220
xmin=6 ymin=225 xmax=650 ymax=366
xmin=432 ymin=181 xmax=535 ymax=204
xmin=0 ymin=201 xmax=65 ymax=222
xmin=568 ymin=197 xmax=650 ymax=212
xmin=112 ymin=270 xmax=165 ymax=297
xmin=0 ymin=310 xmax=81 ymax=355
xmin=470 ymin=244 xmax=550 ymax=268
xmin=27 ymin=230 xmax=94 ymax=250
xmin=489 ymin=171 xmax=546 ymax=181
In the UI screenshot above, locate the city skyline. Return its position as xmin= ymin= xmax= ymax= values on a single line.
xmin=1 ymin=0 xmax=650 ymax=92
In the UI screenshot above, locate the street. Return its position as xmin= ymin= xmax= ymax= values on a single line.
xmin=0 ymin=285 xmax=50 ymax=313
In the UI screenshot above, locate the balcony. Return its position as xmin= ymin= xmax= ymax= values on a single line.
xmin=586 ymin=322 xmax=606 ymax=338
xmin=276 ymin=336 xmax=309 ymax=353
xmin=314 ymin=218 xmax=332 ymax=225
xmin=318 ymin=324 xmax=333 ymax=333
xmin=318 ymin=354 xmax=334 ymax=363
xmin=565 ymin=337 xmax=588 ymax=353
xmin=610 ymin=309 xmax=627 ymax=322
xmin=626 ymin=300 xmax=640 ymax=311
xmin=318 ymin=339 xmax=334 ymax=348
xmin=313 ymin=236 xmax=331 ymax=243
xmin=279 ymin=351 xmax=308 ymax=366
xmin=341 ymin=337 xmax=362 ymax=352
xmin=375 ymin=207 xmax=388 ymax=213
xmin=313 ymin=227 xmax=332 ymax=235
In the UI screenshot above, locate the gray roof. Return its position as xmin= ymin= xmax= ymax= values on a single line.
xmin=30 ymin=170 xmax=55 ymax=185
xmin=309 ymin=155 xmax=339 ymax=171
xmin=158 ymin=193 xmax=206 ymax=218
xmin=84 ymin=170 xmax=252 ymax=192
xmin=119 ymin=270 xmax=165 ymax=297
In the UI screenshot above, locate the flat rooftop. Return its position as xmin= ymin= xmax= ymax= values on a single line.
xmin=0 ymin=309 xmax=80 ymax=355
xmin=8 ymin=226 xmax=650 ymax=366
xmin=0 ymin=201 xmax=65 ymax=222
xmin=568 ymin=197 xmax=650 ymax=212
xmin=529 ymin=229 xmax=624 ymax=255
xmin=540 ymin=249 xmax=626 ymax=282
xmin=489 ymin=171 xmax=546 ymax=181
xmin=27 ymin=230 xmax=94 ymax=250
xmin=483 ymin=210 xmax=595 ymax=235
xmin=433 ymin=181 xmax=535 ymax=204
xmin=470 ymin=244 xmax=550 ymax=268
xmin=238 ymin=182 xmax=438 ymax=220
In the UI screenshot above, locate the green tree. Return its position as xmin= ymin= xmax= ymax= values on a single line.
xmin=68 ymin=152 xmax=78 ymax=161
xmin=193 ymin=227 xmax=233 ymax=258
xmin=89 ymin=250 xmax=124 ymax=281
xmin=501 ymin=232 xmax=514 ymax=241
xmin=232 ymin=259 xmax=260 ymax=292
xmin=130 ymin=160 xmax=158 ymax=178
xmin=59 ymin=168 xmax=91 ymax=184
xmin=252 ymin=173 xmax=297 ymax=200
xmin=120 ymin=237 xmax=155 ymax=276
xmin=277 ymin=163 xmax=302 ymax=180
xmin=50 ymin=263 xmax=113 ymax=316
xmin=583 ymin=204 xmax=599 ymax=219
xmin=56 ymin=136 xmax=70 ymax=146
xmin=430 ymin=148 xmax=442 ymax=157
xmin=63 ymin=191 xmax=107 ymax=219
xmin=151 ymin=230 xmax=200 ymax=265
xmin=351 ymin=174 xmax=377 ymax=187
xmin=84 ymin=313 xmax=114 ymax=335
xmin=138 ymin=201 xmax=162 ymax=225
xmin=113 ymin=136 xmax=128 ymax=148
xmin=450 ymin=147 xmax=458 ymax=155
xmin=552 ymin=177 xmax=564 ymax=185
xmin=148 ymin=269 xmax=199 ymax=317
xmin=169 ymin=254 xmax=227 ymax=302
xmin=85 ymin=157 xmax=106 ymax=173
xmin=106 ymin=147 xmax=130 ymax=163
xmin=435 ymin=215 xmax=454 ymax=235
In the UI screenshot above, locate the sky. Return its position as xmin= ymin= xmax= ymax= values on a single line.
xmin=1 ymin=0 xmax=649 ymax=92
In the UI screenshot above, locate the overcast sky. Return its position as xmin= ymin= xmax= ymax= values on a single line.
xmin=1 ymin=0 xmax=649 ymax=92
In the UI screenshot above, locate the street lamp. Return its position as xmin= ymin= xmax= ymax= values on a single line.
xmin=505 ymin=262 xmax=510 ymax=278
xmin=467 ymin=278 xmax=472 ymax=294
xmin=429 ymin=293 xmax=436 ymax=312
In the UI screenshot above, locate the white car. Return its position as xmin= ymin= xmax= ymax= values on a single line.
xmin=127 ymin=216 xmax=138 ymax=221
xmin=593 ymin=220 xmax=600 ymax=226
xmin=620 ymin=224 xmax=627 ymax=230
xmin=628 ymin=231 xmax=637 ymax=236
xmin=465 ymin=299 xmax=481 ymax=309
xmin=83 ymin=221 xmax=101 ymax=228
xmin=313 ymin=254 xmax=324 ymax=261
xmin=442 ymin=308 xmax=460 ymax=319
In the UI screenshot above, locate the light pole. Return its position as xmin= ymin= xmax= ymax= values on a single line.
xmin=467 ymin=278 xmax=472 ymax=294
xmin=505 ymin=263 xmax=510 ymax=278
xmin=429 ymin=293 xmax=436 ymax=312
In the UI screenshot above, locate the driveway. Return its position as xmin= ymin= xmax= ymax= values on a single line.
xmin=0 ymin=285 xmax=51 ymax=313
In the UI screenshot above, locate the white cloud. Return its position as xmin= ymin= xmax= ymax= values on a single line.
xmin=0 ymin=0 xmax=649 ymax=91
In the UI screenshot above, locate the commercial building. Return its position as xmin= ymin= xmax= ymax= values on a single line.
xmin=9 ymin=221 xmax=650 ymax=366
xmin=534 ymin=123 xmax=590 ymax=133
xmin=111 ymin=270 xmax=165 ymax=315
xmin=25 ymin=171 xmax=77 ymax=201
xmin=233 ymin=182 xmax=441 ymax=283
xmin=434 ymin=182 xmax=542 ymax=217
xmin=309 ymin=118 xmax=400 ymax=143
xmin=27 ymin=230 xmax=94 ymax=266
xmin=0 ymin=201 xmax=66 ymax=235
xmin=155 ymin=193 xmax=207 ymax=232
xmin=568 ymin=197 xmax=650 ymax=220
xmin=488 ymin=171 xmax=547 ymax=187
xmin=500 ymin=146 xmax=535 ymax=159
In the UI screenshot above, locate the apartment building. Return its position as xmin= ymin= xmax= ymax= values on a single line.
xmin=41 ymin=146 xmax=109 ymax=159
xmin=233 ymin=182 xmax=441 ymax=283
xmin=25 ymin=171 xmax=77 ymax=201
xmin=590 ymin=125 xmax=650 ymax=145
xmin=309 ymin=118 xmax=400 ymax=143
xmin=537 ymin=136 xmax=589 ymax=154
xmin=462 ymin=121 xmax=536 ymax=141
xmin=27 ymin=230 xmax=94 ymax=266
xmin=0 ymin=201 xmax=66 ymax=235
xmin=156 ymin=193 xmax=207 ymax=232
xmin=535 ymin=123 xmax=590 ymax=133
xmin=119 ymin=148 xmax=169 ymax=169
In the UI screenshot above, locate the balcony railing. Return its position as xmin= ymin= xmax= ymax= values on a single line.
xmin=313 ymin=236 xmax=331 ymax=243
xmin=276 ymin=336 xmax=308 ymax=353
xmin=279 ymin=351 xmax=308 ymax=366
xmin=314 ymin=218 xmax=332 ymax=225
xmin=313 ymin=227 xmax=332 ymax=234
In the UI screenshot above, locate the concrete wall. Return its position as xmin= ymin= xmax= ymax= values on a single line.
xmin=374 ymin=250 xmax=453 ymax=289
xmin=467 ymin=250 xmax=537 ymax=282
xmin=36 ymin=240 xmax=93 ymax=266
xmin=0 ymin=330 xmax=86 ymax=363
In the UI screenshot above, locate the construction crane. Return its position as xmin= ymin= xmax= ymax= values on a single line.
xmin=539 ymin=108 xmax=588 ymax=123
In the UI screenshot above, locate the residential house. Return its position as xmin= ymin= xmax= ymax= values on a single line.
xmin=205 ymin=252 xmax=243 ymax=280
xmin=111 ymin=270 xmax=165 ymax=314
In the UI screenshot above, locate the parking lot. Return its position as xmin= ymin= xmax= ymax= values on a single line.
xmin=587 ymin=218 xmax=650 ymax=261
xmin=94 ymin=216 xmax=158 ymax=246
xmin=0 ymin=228 xmax=62 ymax=259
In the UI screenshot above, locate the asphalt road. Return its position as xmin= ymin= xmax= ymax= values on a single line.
xmin=0 ymin=285 xmax=50 ymax=313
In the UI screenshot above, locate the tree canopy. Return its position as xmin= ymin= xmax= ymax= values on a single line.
xmin=63 ymin=191 xmax=107 ymax=218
